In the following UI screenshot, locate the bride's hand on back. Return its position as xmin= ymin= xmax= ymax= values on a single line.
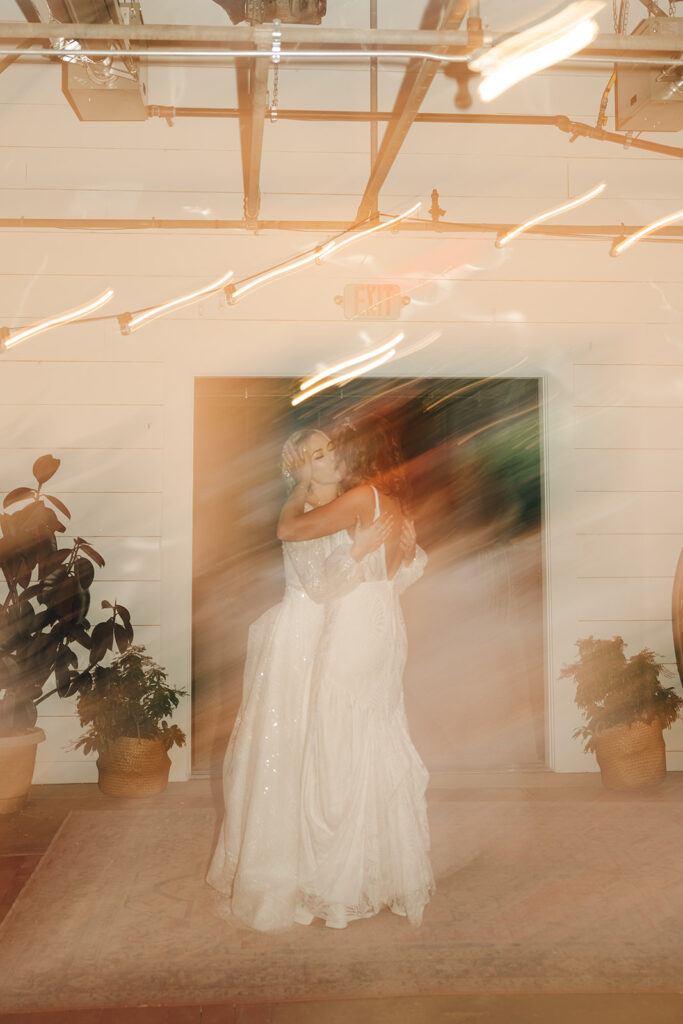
xmin=282 ymin=441 xmax=313 ymax=490
xmin=350 ymin=512 xmax=393 ymax=562
xmin=399 ymin=518 xmax=417 ymax=563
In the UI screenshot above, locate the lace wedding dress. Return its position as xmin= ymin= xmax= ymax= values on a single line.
xmin=297 ymin=487 xmax=435 ymax=929
xmin=205 ymin=521 xmax=365 ymax=932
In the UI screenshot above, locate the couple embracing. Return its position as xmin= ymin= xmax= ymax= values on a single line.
xmin=206 ymin=414 xmax=435 ymax=932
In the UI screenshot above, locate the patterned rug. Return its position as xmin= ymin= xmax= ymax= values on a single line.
xmin=1 ymin=796 xmax=682 ymax=1012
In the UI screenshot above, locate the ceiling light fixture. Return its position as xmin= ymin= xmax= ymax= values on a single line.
xmin=470 ymin=1 xmax=604 ymax=102
xmin=0 ymin=288 xmax=114 ymax=352
xmin=610 ymin=207 xmax=683 ymax=255
xmin=292 ymin=347 xmax=398 ymax=406
xmin=119 ymin=270 xmax=234 ymax=333
xmin=496 ymin=182 xmax=606 ymax=247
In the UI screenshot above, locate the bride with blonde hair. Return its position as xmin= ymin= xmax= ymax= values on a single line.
xmin=206 ymin=426 xmax=390 ymax=931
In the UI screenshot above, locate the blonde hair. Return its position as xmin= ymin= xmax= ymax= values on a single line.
xmin=280 ymin=427 xmax=331 ymax=490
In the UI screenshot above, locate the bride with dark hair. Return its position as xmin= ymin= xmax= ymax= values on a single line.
xmin=279 ymin=414 xmax=435 ymax=929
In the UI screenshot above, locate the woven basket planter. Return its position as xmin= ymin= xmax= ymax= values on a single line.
xmin=97 ymin=736 xmax=171 ymax=797
xmin=594 ymin=719 xmax=666 ymax=791
xmin=0 ymin=728 xmax=46 ymax=814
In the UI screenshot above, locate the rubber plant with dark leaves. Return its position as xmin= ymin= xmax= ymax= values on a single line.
xmin=0 ymin=454 xmax=134 ymax=737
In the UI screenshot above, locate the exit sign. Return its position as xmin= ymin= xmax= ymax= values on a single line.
xmin=341 ymin=283 xmax=406 ymax=320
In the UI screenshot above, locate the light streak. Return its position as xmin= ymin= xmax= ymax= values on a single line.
xmin=611 ymin=207 xmax=683 ymax=256
xmin=0 ymin=289 xmax=114 ymax=351
xmin=123 ymin=270 xmax=234 ymax=332
xmin=228 ymin=202 xmax=420 ymax=302
xmin=316 ymin=202 xmax=422 ymax=261
xmin=291 ymin=348 xmax=397 ymax=406
xmin=496 ymin=183 xmax=606 ymax=248
xmin=300 ymin=333 xmax=404 ymax=391
xmin=470 ymin=2 xmax=604 ymax=102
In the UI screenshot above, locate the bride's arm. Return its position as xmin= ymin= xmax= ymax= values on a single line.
xmin=277 ymin=483 xmax=373 ymax=541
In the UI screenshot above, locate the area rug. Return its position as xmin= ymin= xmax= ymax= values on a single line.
xmin=0 ymin=796 xmax=682 ymax=1012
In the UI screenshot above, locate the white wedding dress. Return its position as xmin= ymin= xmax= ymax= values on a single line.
xmin=205 ymin=521 xmax=365 ymax=931
xmin=297 ymin=487 xmax=435 ymax=928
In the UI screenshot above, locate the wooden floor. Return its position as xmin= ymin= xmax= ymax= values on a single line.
xmin=2 ymin=777 xmax=683 ymax=1024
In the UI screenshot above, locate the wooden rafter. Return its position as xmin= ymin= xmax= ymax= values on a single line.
xmin=355 ymin=0 xmax=470 ymax=224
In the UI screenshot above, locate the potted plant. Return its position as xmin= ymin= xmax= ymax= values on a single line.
xmin=0 ymin=454 xmax=133 ymax=813
xmin=72 ymin=644 xmax=187 ymax=797
xmin=562 ymin=635 xmax=683 ymax=790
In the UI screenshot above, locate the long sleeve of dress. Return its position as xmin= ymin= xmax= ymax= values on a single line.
xmin=393 ymin=544 xmax=427 ymax=596
xmin=283 ymin=537 xmax=365 ymax=604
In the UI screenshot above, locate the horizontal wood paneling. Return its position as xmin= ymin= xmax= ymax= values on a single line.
xmin=577 ymin=533 xmax=683 ymax=579
xmin=573 ymin=449 xmax=683 ymax=491
xmin=574 ymin=364 xmax=683 ymax=407
xmin=574 ymin=407 xmax=683 ymax=450
xmin=0 ymin=448 xmax=162 ymax=492
xmin=574 ymin=491 xmax=683 ymax=534
xmin=0 ymin=361 xmax=163 ymax=405
xmin=576 ymin=577 xmax=674 ymax=623
xmin=0 ymin=404 xmax=163 ymax=448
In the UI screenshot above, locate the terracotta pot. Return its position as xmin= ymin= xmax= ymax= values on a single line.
xmin=594 ymin=719 xmax=666 ymax=790
xmin=97 ymin=736 xmax=172 ymax=797
xmin=0 ymin=727 xmax=46 ymax=814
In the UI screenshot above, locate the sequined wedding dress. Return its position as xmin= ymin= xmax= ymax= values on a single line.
xmin=297 ymin=487 xmax=435 ymax=929
xmin=206 ymin=520 xmax=365 ymax=932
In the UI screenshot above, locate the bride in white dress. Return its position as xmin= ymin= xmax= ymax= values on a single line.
xmin=279 ymin=415 xmax=435 ymax=929
xmin=206 ymin=428 xmax=390 ymax=931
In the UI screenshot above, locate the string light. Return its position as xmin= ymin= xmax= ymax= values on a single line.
xmin=300 ymin=333 xmax=404 ymax=392
xmin=292 ymin=348 xmax=397 ymax=406
xmin=611 ymin=207 xmax=683 ymax=256
xmin=120 ymin=270 xmax=234 ymax=333
xmin=470 ymin=2 xmax=604 ymax=102
xmin=0 ymin=288 xmax=114 ymax=352
xmin=316 ymin=202 xmax=422 ymax=262
xmin=496 ymin=182 xmax=606 ymax=247
xmin=227 ymin=202 xmax=421 ymax=303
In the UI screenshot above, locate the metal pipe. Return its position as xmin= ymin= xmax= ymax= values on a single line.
xmin=1 ymin=216 xmax=682 ymax=241
xmin=0 ymin=21 xmax=681 ymax=60
xmin=145 ymin=107 xmax=683 ymax=159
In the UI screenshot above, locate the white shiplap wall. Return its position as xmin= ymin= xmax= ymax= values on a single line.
xmin=1 ymin=14 xmax=682 ymax=778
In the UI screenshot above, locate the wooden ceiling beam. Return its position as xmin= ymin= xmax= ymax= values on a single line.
xmin=354 ymin=0 xmax=470 ymax=224
xmin=239 ymin=50 xmax=270 ymax=228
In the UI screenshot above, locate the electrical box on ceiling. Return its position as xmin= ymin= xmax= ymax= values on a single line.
xmin=616 ymin=17 xmax=683 ymax=131
xmin=60 ymin=0 xmax=147 ymax=120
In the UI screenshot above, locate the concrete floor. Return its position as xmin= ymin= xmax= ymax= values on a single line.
xmin=2 ymin=775 xmax=683 ymax=1024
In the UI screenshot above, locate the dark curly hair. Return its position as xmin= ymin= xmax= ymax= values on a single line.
xmin=333 ymin=414 xmax=409 ymax=506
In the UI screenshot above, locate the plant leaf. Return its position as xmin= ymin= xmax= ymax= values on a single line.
xmin=74 ymin=557 xmax=94 ymax=591
xmin=114 ymin=621 xmax=131 ymax=654
xmin=80 ymin=543 xmax=105 ymax=568
xmin=43 ymin=494 xmax=71 ymax=520
xmin=32 ymin=454 xmax=60 ymax=485
xmin=3 ymin=487 xmax=35 ymax=509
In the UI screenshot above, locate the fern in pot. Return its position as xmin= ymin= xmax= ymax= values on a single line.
xmin=562 ymin=636 xmax=683 ymax=790
xmin=73 ymin=644 xmax=187 ymax=797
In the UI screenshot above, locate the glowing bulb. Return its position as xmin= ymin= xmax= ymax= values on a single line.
xmin=496 ymin=182 xmax=606 ymax=247
xmin=611 ymin=207 xmax=683 ymax=255
xmin=471 ymin=2 xmax=604 ymax=102
xmin=1 ymin=289 xmax=114 ymax=351
xmin=292 ymin=348 xmax=397 ymax=406
xmin=300 ymin=333 xmax=404 ymax=392
xmin=125 ymin=270 xmax=234 ymax=331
